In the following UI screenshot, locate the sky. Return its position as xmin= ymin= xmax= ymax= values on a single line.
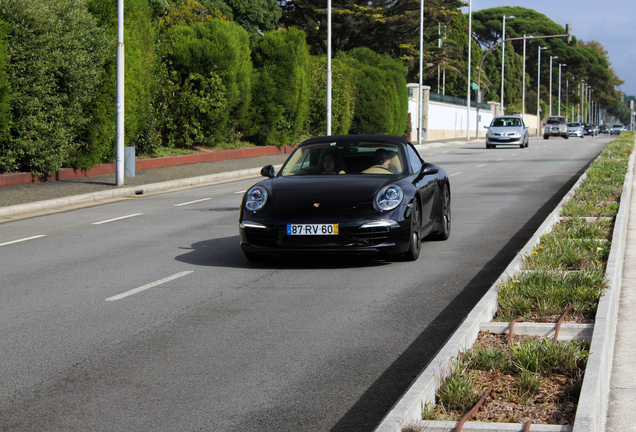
xmin=470 ymin=0 xmax=636 ymax=97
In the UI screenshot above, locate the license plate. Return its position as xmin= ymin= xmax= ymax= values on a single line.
xmin=287 ymin=224 xmax=339 ymax=235
xmin=498 ymin=136 xmax=510 ymax=141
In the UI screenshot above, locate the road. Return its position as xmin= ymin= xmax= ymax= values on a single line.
xmin=0 ymin=136 xmax=610 ymax=431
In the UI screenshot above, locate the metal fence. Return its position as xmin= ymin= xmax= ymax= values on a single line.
xmin=430 ymin=92 xmax=491 ymax=111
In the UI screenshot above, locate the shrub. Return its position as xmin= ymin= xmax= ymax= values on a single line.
xmin=73 ymin=0 xmax=157 ymax=169
xmin=304 ymin=55 xmax=356 ymax=137
xmin=0 ymin=21 xmax=9 ymax=145
xmin=249 ymin=28 xmax=310 ymax=146
xmin=0 ymin=0 xmax=110 ymax=176
xmin=162 ymin=18 xmax=252 ymax=144
xmin=339 ymin=48 xmax=408 ymax=136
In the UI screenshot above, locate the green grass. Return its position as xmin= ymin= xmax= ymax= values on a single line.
xmin=496 ymin=270 xmax=606 ymax=322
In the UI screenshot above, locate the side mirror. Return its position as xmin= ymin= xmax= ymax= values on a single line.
xmin=261 ymin=165 xmax=276 ymax=179
xmin=421 ymin=163 xmax=439 ymax=175
xmin=484 ymin=125 xmax=489 ymax=129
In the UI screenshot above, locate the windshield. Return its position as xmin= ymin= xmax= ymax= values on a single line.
xmin=546 ymin=117 xmax=565 ymax=124
xmin=491 ymin=118 xmax=522 ymax=127
xmin=568 ymin=123 xmax=580 ymax=127
xmin=613 ymin=124 xmax=623 ymax=128
xmin=281 ymin=141 xmax=405 ymax=176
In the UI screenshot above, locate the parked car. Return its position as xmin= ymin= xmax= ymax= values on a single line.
xmin=543 ymin=116 xmax=569 ymax=139
xmin=611 ymin=124 xmax=624 ymax=135
xmin=583 ymin=123 xmax=598 ymax=136
xmin=568 ymin=122 xmax=584 ymax=138
xmin=484 ymin=115 xmax=530 ymax=149
xmin=598 ymin=124 xmax=609 ymax=134
xmin=239 ymin=135 xmax=451 ymax=262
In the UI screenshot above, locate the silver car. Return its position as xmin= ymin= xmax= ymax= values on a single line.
xmin=485 ymin=115 xmax=530 ymax=149
xmin=611 ymin=124 xmax=624 ymax=135
xmin=568 ymin=122 xmax=584 ymax=138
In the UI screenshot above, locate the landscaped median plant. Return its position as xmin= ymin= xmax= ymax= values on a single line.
xmin=416 ymin=132 xmax=634 ymax=427
xmin=423 ymin=334 xmax=589 ymax=424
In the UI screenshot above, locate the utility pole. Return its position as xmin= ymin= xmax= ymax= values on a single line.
xmin=116 ymin=0 xmax=125 ymax=186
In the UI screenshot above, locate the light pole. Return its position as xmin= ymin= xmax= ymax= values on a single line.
xmin=500 ymin=15 xmax=515 ymax=114
xmin=537 ymin=46 xmax=547 ymax=136
xmin=418 ymin=0 xmax=424 ymax=143
xmin=326 ymin=0 xmax=332 ymax=135
xmin=558 ymin=63 xmax=566 ymax=116
xmin=466 ymin=0 xmax=472 ymax=140
xmin=521 ymin=34 xmax=530 ymax=123
xmin=549 ymin=55 xmax=558 ymax=116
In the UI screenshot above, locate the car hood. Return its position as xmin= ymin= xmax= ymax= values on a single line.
xmin=488 ymin=126 xmax=523 ymax=134
xmin=265 ymin=175 xmax=395 ymax=213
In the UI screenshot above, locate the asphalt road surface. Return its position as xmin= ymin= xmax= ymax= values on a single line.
xmin=0 ymin=136 xmax=610 ymax=431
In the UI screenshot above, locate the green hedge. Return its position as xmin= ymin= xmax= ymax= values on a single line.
xmin=0 ymin=20 xmax=9 ymax=145
xmin=162 ymin=18 xmax=252 ymax=145
xmin=0 ymin=0 xmax=110 ymax=176
xmin=249 ymin=28 xmax=310 ymax=146
xmin=339 ymin=48 xmax=408 ymax=136
xmin=304 ymin=55 xmax=356 ymax=137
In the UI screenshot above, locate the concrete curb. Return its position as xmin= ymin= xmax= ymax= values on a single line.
xmin=373 ymin=145 xmax=635 ymax=432
xmin=0 ymin=167 xmax=267 ymax=219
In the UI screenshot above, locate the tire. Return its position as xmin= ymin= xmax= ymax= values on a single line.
xmin=403 ymin=201 xmax=421 ymax=261
xmin=544 ymin=135 xmax=549 ymax=140
xmin=429 ymin=186 xmax=451 ymax=241
xmin=519 ymin=143 xmax=524 ymax=148
xmin=563 ymin=134 xmax=569 ymax=139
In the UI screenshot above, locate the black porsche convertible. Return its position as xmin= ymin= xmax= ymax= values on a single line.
xmin=238 ymin=134 xmax=451 ymax=261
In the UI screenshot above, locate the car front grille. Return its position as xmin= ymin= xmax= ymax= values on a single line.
xmin=348 ymin=226 xmax=391 ymax=246
xmin=244 ymin=227 xmax=279 ymax=247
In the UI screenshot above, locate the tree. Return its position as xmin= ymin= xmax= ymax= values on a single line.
xmin=0 ymin=0 xmax=110 ymax=176
xmin=281 ymin=0 xmax=465 ymax=65
xmin=77 ymin=0 xmax=157 ymax=169
xmin=339 ymin=48 xmax=408 ymax=136
xmin=0 ymin=20 xmax=9 ymax=145
xmin=304 ymin=55 xmax=356 ymax=136
xmin=249 ymin=28 xmax=310 ymax=146
xmin=160 ymin=19 xmax=253 ymax=144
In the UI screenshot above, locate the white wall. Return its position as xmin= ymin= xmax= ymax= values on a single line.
xmin=424 ymin=102 xmax=494 ymax=141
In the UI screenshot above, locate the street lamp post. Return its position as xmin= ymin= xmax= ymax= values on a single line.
xmin=537 ymin=46 xmax=547 ymax=136
xmin=549 ymin=55 xmax=558 ymax=116
xmin=466 ymin=0 xmax=472 ymax=140
xmin=500 ymin=15 xmax=515 ymax=114
xmin=558 ymin=63 xmax=566 ymax=116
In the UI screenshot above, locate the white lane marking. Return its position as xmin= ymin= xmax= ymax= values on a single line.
xmin=174 ymin=198 xmax=211 ymax=207
xmin=0 ymin=235 xmax=46 ymax=247
xmin=511 ymin=154 xmax=517 ymax=157
xmin=450 ymin=172 xmax=462 ymax=176
xmin=106 ymin=271 xmax=193 ymax=301
xmin=496 ymin=158 xmax=504 ymax=161
xmin=442 ymin=151 xmax=449 ymax=154
xmin=235 ymin=190 xmax=247 ymax=194
xmin=91 ymin=213 xmax=143 ymax=225
xmin=476 ymin=164 xmax=486 ymax=167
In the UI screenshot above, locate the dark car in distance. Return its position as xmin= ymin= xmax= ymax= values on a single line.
xmin=583 ymin=123 xmax=598 ymax=136
xmin=239 ymin=135 xmax=451 ymax=262
xmin=598 ymin=124 xmax=609 ymax=134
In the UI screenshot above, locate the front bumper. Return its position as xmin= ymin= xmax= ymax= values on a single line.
xmin=486 ymin=135 xmax=523 ymax=145
xmin=569 ymin=130 xmax=583 ymax=137
xmin=239 ymin=214 xmax=412 ymax=256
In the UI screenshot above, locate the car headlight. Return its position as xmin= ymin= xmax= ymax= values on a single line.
xmin=374 ymin=185 xmax=403 ymax=212
xmin=245 ymin=186 xmax=268 ymax=212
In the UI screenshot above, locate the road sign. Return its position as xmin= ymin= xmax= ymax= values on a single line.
xmin=472 ymin=82 xmax=478 ymax=91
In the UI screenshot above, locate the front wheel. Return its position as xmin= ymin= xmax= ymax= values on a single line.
xmin=403 ymin=202 xmax=421 ymax=261
xmin=429 ymin=186 xmax=451 ymax=241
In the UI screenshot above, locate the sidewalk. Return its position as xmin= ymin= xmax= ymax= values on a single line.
xmin=605 ymin=162 xmax=636 ymax=431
